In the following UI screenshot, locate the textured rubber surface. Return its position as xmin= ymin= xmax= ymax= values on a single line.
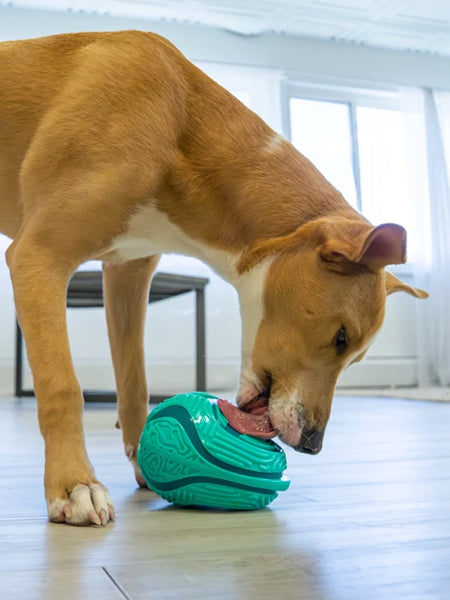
xmin=137 ymin=392 xmax=290 ymax=510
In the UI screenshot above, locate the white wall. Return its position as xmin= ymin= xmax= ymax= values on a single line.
xmin=1 ymin=253 xmax=242 ymax=397
xmin=0 ymin=6 xmax=449 ymax=396
xmin=1 ymin=6 xmax=450 ymax=89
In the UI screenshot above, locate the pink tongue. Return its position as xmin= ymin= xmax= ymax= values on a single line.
xmin=217 ymin=399 xmax=276 ymax=440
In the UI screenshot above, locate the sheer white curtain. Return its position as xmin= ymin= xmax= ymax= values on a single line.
xmin=401 ymin=87 xmax=450 ymax=386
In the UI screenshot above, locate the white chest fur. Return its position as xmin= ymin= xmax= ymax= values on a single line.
xmin=107 ymin=204 xmax=239 ymax=281
xmin=107 ymin=202 xmax=272 ymax=399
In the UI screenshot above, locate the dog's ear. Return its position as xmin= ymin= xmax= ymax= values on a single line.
xmin=320 ymin=223 xmax=408 ymax=274
xmin=385 ymin=271 xmax=429 ymax=298
xmin=238 ymin=220 xmax=420 ymax=278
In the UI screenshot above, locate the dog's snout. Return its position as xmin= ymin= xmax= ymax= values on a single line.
xmin=295 ymin=426 xmax=324 ymax=455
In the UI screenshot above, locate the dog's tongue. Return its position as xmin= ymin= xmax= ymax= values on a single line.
xmin=217 ymin=398 xmax=276 ymax=439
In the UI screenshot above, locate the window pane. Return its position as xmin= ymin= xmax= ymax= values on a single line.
xmin=357 ymin=106 xmax=411 ymax=233
xmin=289 ymin=98 xmax=357 ymax=208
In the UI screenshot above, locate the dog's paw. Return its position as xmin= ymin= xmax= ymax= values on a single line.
xmin=133 ymin=461 xmax=148 ymax=488
xmin=124 ymin=443 xmax=148 ymax=488
xmin=48 ymin=483 xmax=115 ymax=526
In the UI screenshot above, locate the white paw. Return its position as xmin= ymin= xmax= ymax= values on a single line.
xmin=48 ymin=484 xmax=115 ymax=526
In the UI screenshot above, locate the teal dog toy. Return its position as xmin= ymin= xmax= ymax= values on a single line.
xmin=137 ymin=392 xmax=290 ymax=510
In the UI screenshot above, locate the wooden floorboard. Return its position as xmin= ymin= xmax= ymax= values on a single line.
xmin=0 ymin=394 xmax=449 ymax=600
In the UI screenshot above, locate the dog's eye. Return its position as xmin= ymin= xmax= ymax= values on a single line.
xmin=335 ymin=327 xmax=348 ymax=355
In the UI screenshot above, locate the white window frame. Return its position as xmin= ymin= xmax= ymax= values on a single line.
xmin=281 ymin=80 xmax=412 ymax=276
xmin=282 ymin=81 xmax=401 ymax=211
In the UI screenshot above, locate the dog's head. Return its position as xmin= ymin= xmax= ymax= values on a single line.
xmin=235 ymin=217 xmax=428 ymax=453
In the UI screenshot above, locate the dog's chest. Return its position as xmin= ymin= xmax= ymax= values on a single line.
xmin=105 ymin=204 xmax=237 ymax=280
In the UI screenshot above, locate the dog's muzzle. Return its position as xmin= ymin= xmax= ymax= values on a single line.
xmin=295 ymin=426 xmax=324 ymax=455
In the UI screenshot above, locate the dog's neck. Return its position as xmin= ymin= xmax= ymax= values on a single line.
xmin=110 ymin=135 xmax=359 ymax=284
xmin=155 ymin=142 xmax=357 ymax=283
xmin=154 ymin=76 xmax=360 ymax=273
xmin=108 ymin=76 xmax=360 ymax=283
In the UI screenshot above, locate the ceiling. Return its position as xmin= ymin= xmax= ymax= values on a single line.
xmin=3 ymin=0 xmax=450 ymax=57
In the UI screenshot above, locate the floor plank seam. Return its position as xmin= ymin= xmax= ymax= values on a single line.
xmin=102 ymin=566 xmax=132 ymax=600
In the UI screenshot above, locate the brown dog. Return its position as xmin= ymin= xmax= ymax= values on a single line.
xmin=0 ymin=30 xmax=427 ymax=525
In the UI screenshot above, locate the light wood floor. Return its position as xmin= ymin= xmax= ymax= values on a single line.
xmin=0 ymin=393 xmax=449 ymax=600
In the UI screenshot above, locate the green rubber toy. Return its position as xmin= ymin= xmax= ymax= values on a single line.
xmin=137 ymin=392 xmax=290 ymax=510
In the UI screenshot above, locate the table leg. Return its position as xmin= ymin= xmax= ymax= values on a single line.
xmin=195 ymin=288 xmax=207 ymax=391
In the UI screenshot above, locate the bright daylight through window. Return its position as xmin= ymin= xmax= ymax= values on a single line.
xmin=289 ymin=96 xmax=415 ymax=261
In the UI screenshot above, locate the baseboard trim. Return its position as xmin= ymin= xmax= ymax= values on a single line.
xmin=337 ymin=358 xmax=418 ymax=388
xmin=0 ymin=358 xmax=418 ymax=397
xmin=0 ymin=360 xmax=241 ymax=397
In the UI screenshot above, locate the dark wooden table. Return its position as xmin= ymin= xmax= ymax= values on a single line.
xmin=15 ymin=270 xmax=209 ymax=403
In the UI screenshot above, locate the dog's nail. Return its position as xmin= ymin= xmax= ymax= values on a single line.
xmin=51 ymin=512 xmax=66 ymax=523
xmin=88 ymin=510 xmax=102 ymax=526
xmin=108 ymin=504 xmax=116 ymax=520
xmin=63 ymin=505 xmax=72 ymax=519
xmin=99 ymin=509 xmax=107 ymax=526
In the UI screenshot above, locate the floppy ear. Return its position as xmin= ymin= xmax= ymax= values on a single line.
xmin=385 ymin=271 xmax=429 ymax=299
xmin=320 ymin=223 xmax=408 ymax=274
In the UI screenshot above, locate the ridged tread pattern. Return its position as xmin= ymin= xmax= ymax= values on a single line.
xmin=137 ymin=392 xmax=290 ymax=510
xmin=161 ymin=483 xmax=277 ymax=511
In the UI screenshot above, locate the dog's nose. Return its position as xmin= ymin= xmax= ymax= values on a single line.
xmin=295 ymin=426 xmax=324 ymax=454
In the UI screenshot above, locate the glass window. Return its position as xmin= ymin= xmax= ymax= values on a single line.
xmin=356 ymin=106 xmax=411 ymax=233
xmin=289 ymin=98 xmax=358 ymax=208
xmin=288 ymin=93 xmax=423 ymax=263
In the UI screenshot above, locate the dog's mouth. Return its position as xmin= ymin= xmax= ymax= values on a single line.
xmin=218 ymin=381 xmax=275 ymax=440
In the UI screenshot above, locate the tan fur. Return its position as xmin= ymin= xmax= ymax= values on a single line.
xmin=0 ymin=31 xmax=427 ymax=524
xmin=103 ymin=255 xmax=160 ymax=487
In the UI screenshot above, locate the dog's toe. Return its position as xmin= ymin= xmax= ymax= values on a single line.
xmin=133 ymin=461 xmax=148 ymax=488
xmin=48 ymin=483 xmax=115 ymax=526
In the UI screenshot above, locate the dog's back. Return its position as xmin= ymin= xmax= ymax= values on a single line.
xmin=0 ymin=33 xmax=106 ymax=235
xmin=0 ymin=31 xmax=189 ymax=238
xmin=0 ymin=33 xmax=102 ymax=137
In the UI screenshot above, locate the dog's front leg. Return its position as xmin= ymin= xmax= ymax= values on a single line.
xmin=6 ymin=237 xmax=114 ymax=525
xmin=103 ymin=256 xmax=160 ymax=486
